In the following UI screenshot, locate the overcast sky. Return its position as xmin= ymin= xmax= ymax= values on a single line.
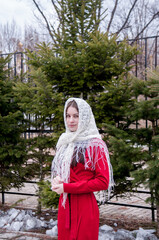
xmin=0 ymin=0 xmax=109 ymax=30
xmin=0 ymin=0 xmax=37 ymax=28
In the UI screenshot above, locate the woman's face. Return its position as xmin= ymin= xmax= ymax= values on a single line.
xmin=66 ymin=106 xmax=79 ymax=132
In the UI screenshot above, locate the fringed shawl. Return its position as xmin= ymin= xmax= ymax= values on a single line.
xmin=51 ymin=97 xmax=114 ymax=206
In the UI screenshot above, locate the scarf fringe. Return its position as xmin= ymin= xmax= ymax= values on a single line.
xmin=52 ymin=138 xmax=114 ymax=207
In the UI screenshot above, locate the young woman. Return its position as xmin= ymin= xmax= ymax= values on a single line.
xmin=51 ymin=97 xmax=113 ymax=240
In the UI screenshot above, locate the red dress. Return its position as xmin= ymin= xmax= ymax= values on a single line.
xmin=57 ymin=145 xmax=109 ymax=240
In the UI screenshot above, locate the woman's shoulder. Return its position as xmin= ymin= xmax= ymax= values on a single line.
xmin=86 ymin=138 xmax=108 ymax=165
xmin=89 ymin=137 xmax=106 ymax=146
xmin=87 ymin=138 xmax=107 ymax=153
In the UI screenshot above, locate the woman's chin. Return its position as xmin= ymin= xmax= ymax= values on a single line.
xmin=69 ymin=127 xmax=77 ymax=132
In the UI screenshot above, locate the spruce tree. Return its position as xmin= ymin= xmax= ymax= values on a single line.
xmin=23 ymin=35 xmax=137 ymax=209
xmin=22 ymin=0 xmax=138 ymax=208
xmin=131 ymin=69 xmax=159 ymax=235
xmin=0 ymin=55 xmax=27 ymax=194
xmin=14 ymin=67 xmax=64 ymax=212
xmin=50 ymin=0 xmax=105 ymax=48
xmin=27 ymin=33 xmax=137 ymax=100
xmin=88 ymin=74 xmax=146 ymax=195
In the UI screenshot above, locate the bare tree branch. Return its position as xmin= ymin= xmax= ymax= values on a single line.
xmin=50 ymin=0 xmax=61 ymax=23
xmin=131 ymin=11 xmax=159 ymax=43
xmin=0 ymin=20 xmax=21 ymax=53
xmin=115 ymin=0 xmax=138 ymax=35
xmin=30 ymin=0 xmax=159 ymax=43
xmin=107 ymin=0 xmax=119 ymax=32
xmin=50 ymin=0 xmax=67 ymax=42
xmin=32 ymin=0 xmax=56 ymax=43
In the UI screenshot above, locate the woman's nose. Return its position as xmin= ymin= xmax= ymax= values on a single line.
xmin=70 ymin=116 xmax=74 ymax=122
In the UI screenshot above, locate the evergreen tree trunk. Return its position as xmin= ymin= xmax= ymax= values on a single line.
xmin=37 ymin=147 xmax=43 ymax=213
xmin=37 ymin=187 xmax=42 ymax=214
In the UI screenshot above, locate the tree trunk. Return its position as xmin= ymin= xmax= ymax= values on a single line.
xmin=37 ymin=146 xmax=44 ymax=214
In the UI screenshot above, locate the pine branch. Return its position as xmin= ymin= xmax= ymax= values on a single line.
xmin=97 ymin=0 xmax=102 ymax=21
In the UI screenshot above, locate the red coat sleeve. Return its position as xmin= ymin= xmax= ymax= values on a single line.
xmin=63 ymin=147 xmax=109 ymax=194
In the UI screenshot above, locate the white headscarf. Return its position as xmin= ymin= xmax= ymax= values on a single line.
xmin=52 ymin=97 xmax=114 ymax=206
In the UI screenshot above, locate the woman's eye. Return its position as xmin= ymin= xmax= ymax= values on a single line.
xmin=66 ymin=114 xmax=78 ymax=118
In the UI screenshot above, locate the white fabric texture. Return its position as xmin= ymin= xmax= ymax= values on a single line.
xmin=51 ymin=97 xmax=114 ymax=206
